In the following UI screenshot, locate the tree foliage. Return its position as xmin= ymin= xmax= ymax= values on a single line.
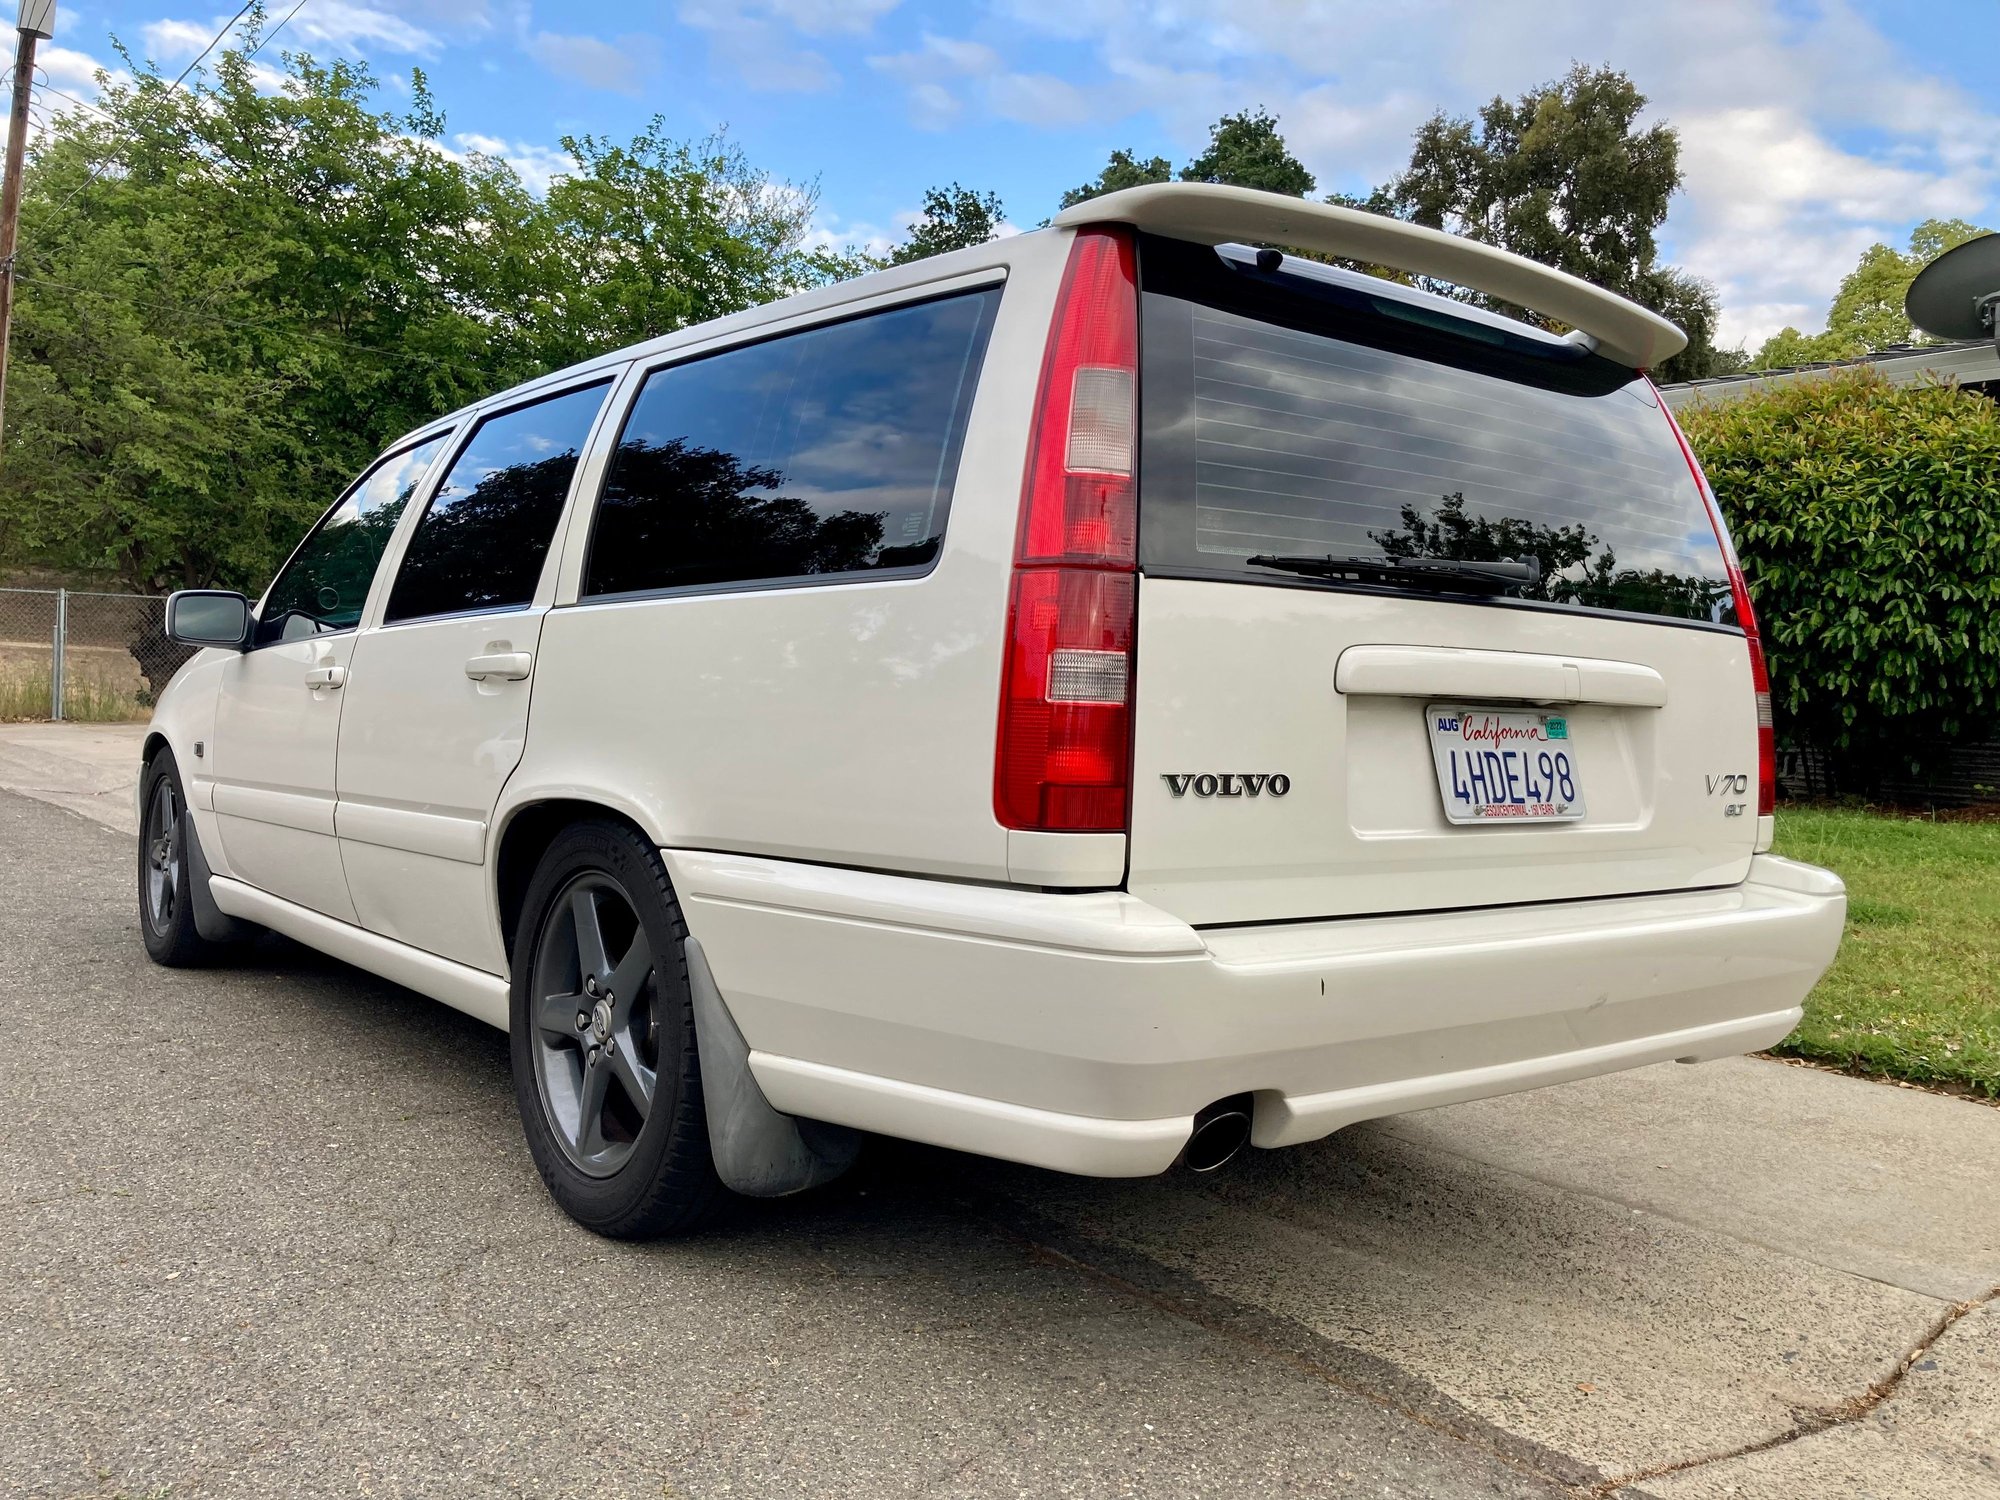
xmin=888 ymin=182 xmax=1005 ymax=265
xmin=1753 ymin=220 xmax=1993 ymax=368
xmin=1680 ymin=371 xmax=2000 ymax=783
xmin=1379 ymin=65 xmax=1738 ymax=381
xmin=1059 ymin=108 xmax=1312 ymax=209
xmin=0 ymin=18 xmax=848 ymax=593
xmin=1059 ymin=148 xmax=1172 ymax=209
xmin=1180 ymin=109 xmax=1316 ymax=196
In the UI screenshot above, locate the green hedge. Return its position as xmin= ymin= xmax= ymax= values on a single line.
xmin=1680 ymin=371 xmax=2000 ymax=786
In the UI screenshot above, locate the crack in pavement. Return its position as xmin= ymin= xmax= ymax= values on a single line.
xmin=957 ymin=1170 xmax=2000 ymax=1500
xmin=1583 ymin=1280 xmax=2000 ymax=1498
xmin=959 ymin=1185 xmax=1603 ymax=1495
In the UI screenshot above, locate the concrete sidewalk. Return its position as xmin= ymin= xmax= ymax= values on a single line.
xmin=3 ymin=721 xmax=1995 ymax=1497
xmin=0 ymin=719 xmax=150 ymax=833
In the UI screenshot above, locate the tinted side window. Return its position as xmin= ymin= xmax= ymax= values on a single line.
xmin=256 ymin=436 xmax=448 ymax=647
xmin=585 ymin=289 xmax=998 ymax=598
xmin=385 ymin=381 xmax=612 ymax=624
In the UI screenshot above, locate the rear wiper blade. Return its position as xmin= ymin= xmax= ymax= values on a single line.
xmin=1243 ymin=551 xmax=1542 ymax=594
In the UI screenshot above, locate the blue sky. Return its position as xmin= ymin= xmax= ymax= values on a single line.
xmin=30 ymin=0 xmax=2000 ymax=353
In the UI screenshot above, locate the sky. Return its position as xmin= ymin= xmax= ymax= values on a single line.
xmin=24 ymin=0 xmax=2000 ymax=354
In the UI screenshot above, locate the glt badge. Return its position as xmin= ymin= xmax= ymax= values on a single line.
xmin=1161 ymin=773 xmax=1291 ymax=799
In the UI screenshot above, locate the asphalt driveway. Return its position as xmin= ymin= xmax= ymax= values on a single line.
xmin=2 ymin=723 xmax=1996 ymax=1498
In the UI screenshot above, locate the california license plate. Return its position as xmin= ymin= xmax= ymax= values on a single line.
xmin=1427 ymin=705 xmax=1586 ymax=823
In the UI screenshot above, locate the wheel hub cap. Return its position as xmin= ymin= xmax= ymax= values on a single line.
xmin=590 ymin=999 xmax=612 ymax=1042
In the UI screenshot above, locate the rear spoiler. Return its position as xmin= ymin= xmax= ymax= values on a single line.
xmin=1052 ymin=183 xmax=1688 ymax=373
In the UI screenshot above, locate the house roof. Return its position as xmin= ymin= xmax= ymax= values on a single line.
xmin=1658 ymin=339 xmax=2000 ymax=408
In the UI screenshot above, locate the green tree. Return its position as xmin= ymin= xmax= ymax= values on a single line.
xmin=530 ymin=124 xmax=843 ymax=365
xmin=1180 ymin=109 xmax=1315 ymax=196
xmin=1058 ymin=148 xmax=1173 ymax=209
xmin=1753 ymin=219 xmax=1992 ymax=368
xmin=1378 ymin=65 xmax=1740 ymax=380
xmin=0 ymin=20 xmax=846 ymax=593
xmin=888 ymin=182 xmax=1004 ymax=265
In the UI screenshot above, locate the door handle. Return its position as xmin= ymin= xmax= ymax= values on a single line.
xmin=304 ymin=664 xmax=346 ymax=690
xmin=465 ymin=651 xmax=533 ymax=682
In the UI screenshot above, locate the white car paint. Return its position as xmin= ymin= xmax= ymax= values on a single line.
xmin=145 ymin=185 xmax=1846 ymax=1180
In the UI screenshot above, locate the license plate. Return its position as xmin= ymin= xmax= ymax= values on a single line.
xmin=1426 ymin=705 xmax=1586 ymax=823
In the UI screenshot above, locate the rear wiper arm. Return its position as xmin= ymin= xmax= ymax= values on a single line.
xmin=1244 ymin=551 xmax=1542 ymax=594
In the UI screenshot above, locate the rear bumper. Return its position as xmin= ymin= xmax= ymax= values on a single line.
xmin=665 ymin=851 xmax=1846 ymax=1177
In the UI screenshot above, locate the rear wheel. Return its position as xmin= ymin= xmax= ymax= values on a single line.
xmin=510 ymin=820 xmax=720 ymax=1237
xmin=138 ymin=749 xmax=226 ymax=967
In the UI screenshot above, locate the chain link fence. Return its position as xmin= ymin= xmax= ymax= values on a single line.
xmin=0 ymin=588 xmax=195 ymax=723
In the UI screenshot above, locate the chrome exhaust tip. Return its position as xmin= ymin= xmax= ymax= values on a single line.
xmin=1181 ymin=1096 xmax=1254 ymax=1174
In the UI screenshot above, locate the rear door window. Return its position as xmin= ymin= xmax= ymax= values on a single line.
xmin=584 ymin=288 xmax=999 ymax=598
xmin=385 ymin=380 xmax=612 ymax=624
xmin=1137 ymin=238 xmax=1734 ymax=624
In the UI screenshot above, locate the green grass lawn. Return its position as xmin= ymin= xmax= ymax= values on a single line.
xmin=1773 ymin=807 xmax=2000 ymax=1098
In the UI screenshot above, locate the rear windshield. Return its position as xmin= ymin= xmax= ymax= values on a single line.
xmin=1137 ymin=237 xmax=1736 ymax=625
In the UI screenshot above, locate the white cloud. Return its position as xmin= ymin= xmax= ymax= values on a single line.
xmin=284 ymin=0 xmax=447 ymax=55
xmin=451 ymin=131 xmax=579 ymax=194
xmin=37 ymin=44 xmax=130 ymax=95
xmin=524 ymin=30 xmax=660 ymax=95
xmin=871 ymin=31 xmax=1106 ymax=130
xmin=139 ymin=18 xmax=221 ymax=61
xmin=681 ymin=0 xmax=900 ymax=91
xmin=804 ymin=209 xmax=898 ymax=260
xmin=142 ymin=2 xmax=445 ymax=63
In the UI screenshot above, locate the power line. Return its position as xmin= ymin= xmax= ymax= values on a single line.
xmin=250 ymin=0 xmax=313 ymax=59
xmin=24 ymin=80 xmax=115 ymax=124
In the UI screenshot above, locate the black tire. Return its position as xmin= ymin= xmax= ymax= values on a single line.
xmin=138 ymin=748 xmax=226 ymax=968
xmin=509 ymin=819 xmax=721 ymax=1238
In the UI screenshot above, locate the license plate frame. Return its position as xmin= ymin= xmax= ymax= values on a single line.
xmin=1426 ymin=704 xmax=1587 ymax=824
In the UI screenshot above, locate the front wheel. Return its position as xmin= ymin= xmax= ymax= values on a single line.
xmin=509 ymin=820 xmax=721 ymax=1238
xmin=138 ymin=749 xmax=227 ymax=967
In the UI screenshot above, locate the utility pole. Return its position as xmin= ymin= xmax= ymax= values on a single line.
xmin=0 ymin=0 xmax=55 ymax=454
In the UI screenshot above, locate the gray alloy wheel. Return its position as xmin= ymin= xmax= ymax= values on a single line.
xmin=528 ymin=872 xmax=663 ymax=1178
xmin=138 ymin=747 xmax=234 ymax=968
xmin=142 ymin=775 xmax=182 ymax=938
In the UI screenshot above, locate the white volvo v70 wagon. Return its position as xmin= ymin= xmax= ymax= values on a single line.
xmin=140 ymin=184 xmax=1846 ymax=1237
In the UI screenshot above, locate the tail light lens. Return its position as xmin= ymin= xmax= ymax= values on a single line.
xmin=996 ymin=227 xmax=1140 ymax=832
xmin=1656 ymin=391 xmax=1776 ymax=826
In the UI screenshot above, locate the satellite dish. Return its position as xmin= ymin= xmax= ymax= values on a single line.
xmin=1905 ymin=232 xmax=2000 ymax=342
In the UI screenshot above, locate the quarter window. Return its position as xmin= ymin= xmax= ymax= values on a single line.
xmin=255 ymin=436 xmax=448 ymax=647
xmin=385 ymin=381 xmax=612 ymax=624
xmin=584 ymin=289 xmax=998 ymax=598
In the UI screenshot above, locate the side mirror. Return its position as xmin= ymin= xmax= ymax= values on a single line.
xmin=166 ymin=590 xmax=252 ymax=650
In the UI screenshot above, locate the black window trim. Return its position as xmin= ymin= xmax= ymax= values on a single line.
xmin=1139 ymin=562 xmax=1748 ymax=637
xmin=248 ymin=424 xmax=462 ymax=653
xmin=378 ymin=373 xmax=620 ymax=630
xmin=574 ymin=280 xmax=1004 ymax=609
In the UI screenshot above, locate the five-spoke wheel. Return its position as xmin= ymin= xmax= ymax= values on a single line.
xmin=510 ymin=819 xmax=719 ymax=1237
xmin=529 ymin=875 xmax=662 ymax=1176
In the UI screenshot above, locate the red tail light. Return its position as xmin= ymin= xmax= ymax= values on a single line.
xmin=996 ymin=227 xmax=1139 ymax=832
xmin=1656 ymin=391 xmax=1776 ymax=821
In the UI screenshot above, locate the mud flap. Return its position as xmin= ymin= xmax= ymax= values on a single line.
xmin=186 ymin=809 xmax=255 ymax=944
xmin=685 ymin=935 xmax=860 ymax=1197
